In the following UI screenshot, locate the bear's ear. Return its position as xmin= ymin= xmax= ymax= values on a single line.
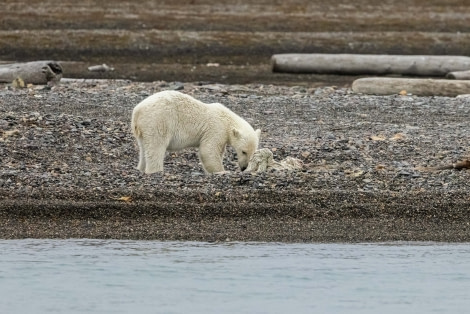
xmin=255 ymin=129 xmax=261 ymax=139
xmin=232 ymin=128 xmax=242 ymax=139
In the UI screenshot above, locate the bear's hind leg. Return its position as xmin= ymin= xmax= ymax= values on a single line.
xmin=143 ymin=138 xmax=168 ymax=174
xmin=144 ymin=150 xmax=166 ymax=173
xmin=136 ymin=137 xmax=146 ymax=172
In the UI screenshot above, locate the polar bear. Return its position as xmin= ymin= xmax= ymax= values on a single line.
xmin=131 ymin=90 xmax=261 ymax=174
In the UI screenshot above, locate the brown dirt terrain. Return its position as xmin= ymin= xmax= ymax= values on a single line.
xmin=3 ymin=0 xmax=470 ymax=83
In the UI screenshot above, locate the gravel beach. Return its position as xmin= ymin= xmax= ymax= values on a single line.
xmin=1 ymin=80 xmax=469 ymax=242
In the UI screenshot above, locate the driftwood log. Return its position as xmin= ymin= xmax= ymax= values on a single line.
xmin=418 ymin=159 xmax=470 ymax=172
xmin=0 ymin=61 xmax=62 ymax=84
xmin=88 ymin=64 xmax=115 ymax=72
xmin=446 ymin=70 xmax=470 ymax=80
xmin=436 ymin=159 xmax=470 ymax=170
xmin=272 ymin=54 xmax=470 ymax=76
xmin=352 ymin=77 xmax=470 ymax=96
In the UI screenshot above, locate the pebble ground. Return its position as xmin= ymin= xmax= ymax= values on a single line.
xmin=1 ymin=80 xmax=469 ymax=242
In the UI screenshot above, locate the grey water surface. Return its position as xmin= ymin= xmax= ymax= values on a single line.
xmin=1 ymin=239 xmax=469 ymax=314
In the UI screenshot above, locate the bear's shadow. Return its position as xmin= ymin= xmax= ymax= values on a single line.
xmin=166 ymin=146 xmax=240 ymax=173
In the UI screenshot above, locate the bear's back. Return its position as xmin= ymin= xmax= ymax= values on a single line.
xmin=140 ymin=91 xmax=205 ymax=109
xmin=134 ymin=91 xmax=251 ymax=132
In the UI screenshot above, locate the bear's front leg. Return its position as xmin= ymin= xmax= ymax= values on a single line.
xmin=199 ymin=142 xmax=225 ymax=174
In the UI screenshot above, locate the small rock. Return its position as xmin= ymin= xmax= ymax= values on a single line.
xmin=169 ymin=83 xmax=184 ymax=90
xmin=398 ymin=170 xmax=411 ymax=176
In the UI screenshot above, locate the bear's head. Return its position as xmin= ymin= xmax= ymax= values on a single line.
xmin=231 ymin=128 xmax=261 ymax=171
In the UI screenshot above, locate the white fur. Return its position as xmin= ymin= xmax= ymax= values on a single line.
xmin=131 ymin=91 xmax=261 ymax=174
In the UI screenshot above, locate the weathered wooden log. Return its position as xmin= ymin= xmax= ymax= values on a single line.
xmin=352 ymin=77 xmax=470 ymax=96
xmin=272 ymin=54 xmax=470 ymax=76
xmin=437 ymin=159 xmax=470 ymax=170
xmin=446 ymin=70 xmax=470 ymax=80
xmin=0 ymin=61 xmax=62 ymax=84
xmin=419 ymin=158 xmax=470 ymax=171
xmin=88 ymin=64 xmax=114 ymax=72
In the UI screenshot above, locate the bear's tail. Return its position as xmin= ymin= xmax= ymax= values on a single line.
xmin=131 ymin=109 xmax=142 ymax=138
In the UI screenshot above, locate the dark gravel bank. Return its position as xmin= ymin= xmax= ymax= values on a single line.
xmin=1 ymin=80 xmax=469 ymax=242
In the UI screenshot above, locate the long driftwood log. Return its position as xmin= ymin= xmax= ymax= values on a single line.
xmin=272 ymin=54 xmax=470 ymax=76
xmin=0 ymin=61 xmax=63 ymax=84
xmin=446 ymin=70 xmax=470 ymax=80
xmin=352 ymin=77 xmax=470 ymax=96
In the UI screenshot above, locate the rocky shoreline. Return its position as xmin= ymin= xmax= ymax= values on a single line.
xmin=1 ymin=80 xmax=469 ymax=242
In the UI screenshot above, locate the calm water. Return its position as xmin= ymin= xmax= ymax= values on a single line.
xmin=1 ymin=240 xmax=469 ymax=314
